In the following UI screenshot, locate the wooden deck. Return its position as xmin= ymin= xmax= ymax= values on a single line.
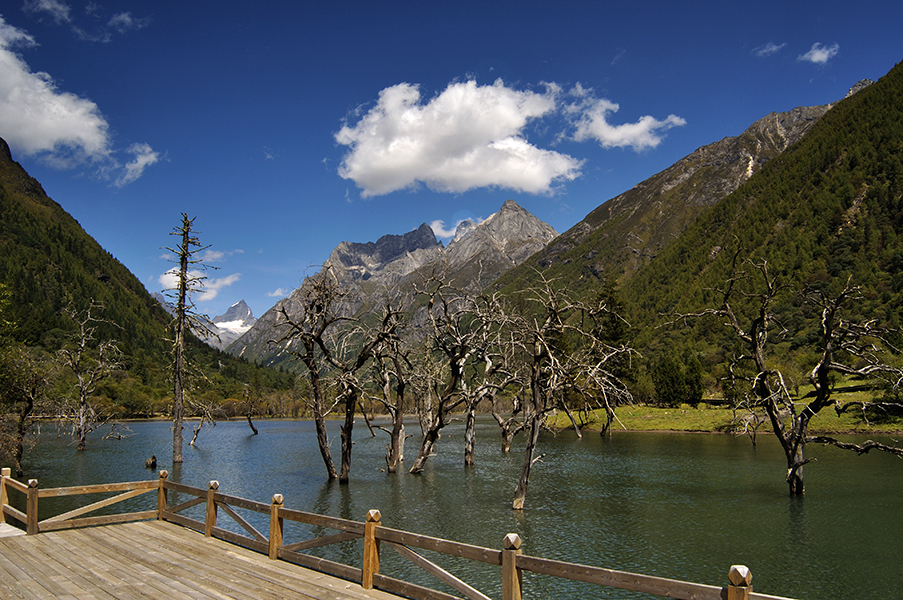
xmin=0 ymin=520 xmax=402 ymax=600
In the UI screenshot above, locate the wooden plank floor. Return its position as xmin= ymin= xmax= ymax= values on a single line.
xmin=0 ymin=520 xmax=403 ymax=600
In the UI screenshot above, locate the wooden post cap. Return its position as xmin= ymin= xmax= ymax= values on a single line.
xmin=366 ymin=509 xmax=381 ymax=522
xmin=272 ymin=494 xmax=284 ymax=504
xmin=729 ymin=565 xmax=752 ymax=586
xmin=27 ymin=479 xmax=38 ymax=488
xmin=504 ymin=533 xmax=522 ymax=550
xmin=208 ymin=480 xmax=219 ymax=490
xmin=159 ymin=470 xmax=168 ymax=478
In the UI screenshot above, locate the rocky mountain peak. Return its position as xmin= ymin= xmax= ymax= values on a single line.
xmin=325 ymin=222 xmax=442 ymax=282
xmin=846 ymin=79 xmax=875 ymax=98
xmin=228 ymin=200 xmax=558 ymax=365
xmin=213 ymin=300 xmax=254 ymax=326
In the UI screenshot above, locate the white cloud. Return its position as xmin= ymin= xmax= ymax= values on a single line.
xmin=114 ymin=142 xmax=159 ymax=187
xmin=0 ymin=17 xmax=110 ymax=161
xmin=108 ymin=12 xmax=150 ymax=34
xmin=22 ymin=0 xmax=72 ymax=24
xmin=199 ymin=273 xmax=241 ymax=302
xmin=430 ymin=217 xmax=484 ymax=240
xmin=567 ymin=85 xmax=686 ymax=151
xmin=336 ymin=79 xmax=583 ymax=197
xmin=798 ymin=42 xmax=839 ymax=65
xmin=754 ymin=42 xmax=786 ymax=58
xmin=157 ymin=269 xmax=241 ymax=302
xmin=0 ymin=17 xmax=157 ymax=185
xmin=267 ymin=288 xmax=290 ymax=298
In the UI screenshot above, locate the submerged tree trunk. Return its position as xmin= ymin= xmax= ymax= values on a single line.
xmin=339 ymin=386 xmax=358 ymax=483
xmin=512 ymin=413 xmax=543 ymax=510
xmin=463 ymin=406 xmax=477 ymax=466
xmin=410 ymin=425 xmax=441 ymax=474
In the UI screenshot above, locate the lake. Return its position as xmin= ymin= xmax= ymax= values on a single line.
xmin=15 ymin=418 xmax=903 ymax=600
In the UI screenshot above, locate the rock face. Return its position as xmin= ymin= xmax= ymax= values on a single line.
xmin=228 ymin=200 xmax=557 ymax=366
xmin=326 ymin=223 xmax=442 ymax=284
xmin=211 ymin=300 xmax=257 ymax=350
xmin=525 ymin=103 xmax=833 ymax=282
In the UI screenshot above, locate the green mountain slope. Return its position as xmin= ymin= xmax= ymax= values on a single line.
xmin=0 ymin=139 xmax=292 ymax=413
xmin=622 ymin=60 xmax=903 ymax=343
xmin=493 ymin=102 xmax=832 ymax=301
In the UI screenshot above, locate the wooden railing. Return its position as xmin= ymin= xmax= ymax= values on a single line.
xmin=0 ymin=467 xmax=794 ymax=600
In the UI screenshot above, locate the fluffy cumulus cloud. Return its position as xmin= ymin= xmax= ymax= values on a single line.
xmin=0 ymin=17 xmax=110 ymax=162
xmin=158 ymin=269 xmax=241 ymax=302
xmin=337 ymin=79 xmax=686 ymax=197
xmin=0 ymin=17 xmax=157 ymax=184
xmin=798 ymin=42 xmax=839 ymax=64
xmin=335 ymin=79 xmax=583 ymax=197
xmin=567 ymin=85 xmax=686 ymax=150
xmin=267 ymin=288 xmax=290 ymax=298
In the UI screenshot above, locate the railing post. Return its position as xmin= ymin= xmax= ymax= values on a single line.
xmin=362 ymin=509 xmax=381 ymax=589
xmin=502 ymin=533 xmax=523 ymax=600
xmin=269 ymin=494 xmax=284 ymax=560
xmin=205 ymin=480 xmax=219 ymax=536
xmin=157 ymin=470 xmax=168 ymax=520
xmin=26 ymin=479 xmax=38 ymax=535
xmin=0 ymin=467 xmax=9 ymax=524
xmin=727 ymin=565 xmax=753 ymax=600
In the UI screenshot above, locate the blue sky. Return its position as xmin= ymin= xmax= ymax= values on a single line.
xmin=1 ymin=1 xmax=900 ymax=319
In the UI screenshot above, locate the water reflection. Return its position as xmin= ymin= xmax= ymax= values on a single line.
xmin=12 ymin=419 xmax=903 ymax=600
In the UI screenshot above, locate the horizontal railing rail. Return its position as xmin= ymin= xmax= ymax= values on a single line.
xmin=0 ymin=466 xmax=795 ymax=600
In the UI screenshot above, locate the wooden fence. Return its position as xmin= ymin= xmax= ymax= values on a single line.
xmin=1 ymin=467 xmax=794 ymax=600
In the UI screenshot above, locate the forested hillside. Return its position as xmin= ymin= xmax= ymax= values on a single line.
xmin=620 ymin=61 xmax=903 ymax=379
xmin=0 ymin=138 xmax=293 ymax=417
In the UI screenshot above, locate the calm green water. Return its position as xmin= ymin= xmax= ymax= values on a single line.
xmin=15 ymin=419 xmax=903 ymax=600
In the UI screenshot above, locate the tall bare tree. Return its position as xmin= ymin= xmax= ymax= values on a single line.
xmin=276 ymin=267 xmax=393 ymax=482
xmin=163 ymin=213 xmax=217 ymax=464
xmin=57 ymin=301 xmax=121 ymax=451
xmin=365 ymin=301 xmax=411 ymax=473
xmin=509 ymin=273 xmax=634 ymax=510
xmin=408 ymin=282 xmax=508 ymax=473
xmin=671 ymin=255 xmax=903 ymax=495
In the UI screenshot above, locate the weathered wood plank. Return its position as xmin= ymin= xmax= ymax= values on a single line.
xmin=376 ymin=526 xmax=502 ymax=566
xmin=39 ymin=510 xmax=158 ymax=532
xmin=279 ymin=506 xmax=365 ymax=535
xmin=384 ymin=540 xmax=490 ymax=600
xmin=36 ymin=480 xmax=157 ymax=498
xmin=371 ymin=573 xmax=462 ymax=600
xmin=42 ymin=488 xmax=154 ymax=523
xmin=517 ymin=554 xmax=724 ymax=600
xmin=216 ymin=501 xmax=267 ymax=541
xmin=212 ymin=492 xmax=270 ymax=514
xmin=283 ymin=530 xmax=360 ymax=553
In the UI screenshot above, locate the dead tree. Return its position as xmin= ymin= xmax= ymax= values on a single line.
xmin=274 ymin=268 xmax=345 ymax=480
xmin=276 ymin=268 xmax=396 ymax=482
xmin=56 ymin=302 xmax=121 ymax=451
xmin=670 ymin=256 xmax=903 ymax=495
xmin=163 ymin=213 xmax=217 ymax=464
xmin=366 ymin=303 xmax=411 ymax=473
xmin=408 ymin=282 xmax=506 ymax=473
xmin=491 ymin=393 xmax=525 ymax=452
xmin=509 ymin=273 xmax=634 ymax=510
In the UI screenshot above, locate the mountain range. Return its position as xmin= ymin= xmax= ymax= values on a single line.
xmin=228 ymin=199 xmax=557 ymax=366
